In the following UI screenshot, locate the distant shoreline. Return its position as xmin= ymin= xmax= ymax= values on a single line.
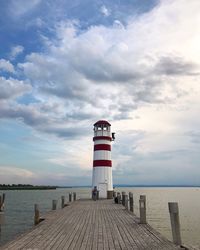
xmin=57 ymin=185 xmax=200 ymax=188
xmin=1 ymin=185 xmax=199 ymax=190
xmin=0 ymin=185 xmax=57 ymax=190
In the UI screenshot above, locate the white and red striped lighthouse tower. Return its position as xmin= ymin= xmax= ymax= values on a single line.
xmin=92 ymin=120 xmax=114 ymax=199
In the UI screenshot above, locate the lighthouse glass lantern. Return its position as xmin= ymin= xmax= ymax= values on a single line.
xmin=92 ymin=120 xmax=114 ymax=199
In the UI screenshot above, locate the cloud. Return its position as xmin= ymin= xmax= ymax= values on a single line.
xmin=0 ymin=99 xmax=91 ymax=140
xmin=185 ymin=131 xmax=200 ymax=144
xmin=0 ymin=59 xmax=15 ymax=73
xmin=0 ymin=77 xmax=31 ymax=100
xmin=0 ymin=166 xmax=36 ymax=184
xmin=112 ymin=129 xmax=200 ymax=185
xmin=0 ymin=165 xmax=90 ymax=186
xmin=154 ymin=56 xmax=199 ymax=76
xmin=100 ymin=5 xmax=110 ymax=17
xmin=8 ymin=0 xmax=41 ymax=17
xmin=10 ymin=45 xmax=24 ymax=60
xmin=0 ymin=0 xmax=197 ymax=140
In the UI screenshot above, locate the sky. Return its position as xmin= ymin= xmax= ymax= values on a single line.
xmin=0 ymin=0 xmax=200 ymax=186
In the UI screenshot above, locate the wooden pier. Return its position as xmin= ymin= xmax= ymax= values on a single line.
xmin=1 ymin=199 xmax=183 ymax=250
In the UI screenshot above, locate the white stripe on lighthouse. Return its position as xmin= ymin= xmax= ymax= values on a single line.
xmin=94 ymin=140 xmax=111 ymax=145
xmin=93 ymin=150 xmax=111 ymax=160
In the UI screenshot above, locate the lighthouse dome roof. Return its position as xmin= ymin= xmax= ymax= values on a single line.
xmin=94 ymin=120 xmax=111 ymax=126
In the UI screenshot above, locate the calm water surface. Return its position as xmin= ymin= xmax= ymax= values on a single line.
xmin=0 ymin=187 xmax=200 ymax=248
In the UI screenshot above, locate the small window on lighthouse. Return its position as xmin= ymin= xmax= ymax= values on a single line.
xmin=103 ymin=127 xmax=107 ymax=130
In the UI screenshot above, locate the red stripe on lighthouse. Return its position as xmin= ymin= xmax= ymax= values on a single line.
xmin=93 ymin=136 xmax=112 ymax=141
xmin=94 ymin=144 xmax=111 ymax=151
xmin=93 ymin=160 xmax=112 ymax=167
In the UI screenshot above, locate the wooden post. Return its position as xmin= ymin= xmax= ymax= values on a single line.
xmin=0 ymin=196 xmax=2 ymax=211
xmin=129 ymin=192 xmax=134 ymax=213
xmin=52 ymin=200 xmax=57 ymax=210
xmin=2 ymin=193 xmax=5 ymax=204
xmin=122 ymin=192 xmax=126 ymax=206
xmin=139 ymin=195 xmax=147 ymax=224
xmin=34 ymin=204 xmax=40 ymax=225
xmin=73 ymin=192 xmax=76 ymax=201
xmin=69 ymin=192 xmax=72 ymax=202
xmin=61 ymin=196 xmax=65 ymax=208
xmin=0 ymin=194 xmax=5 ymax=212
xmin=125 ymin=195 xmax=128 ymax=210
xmin=0 ymin=210 xmax=5 ymax=229
xmin=0 ymin=194 xmax=5 ymax=232
xmin=117 ymin=192 xmax=121 ymax=204
xmin=168 ymin=202 xmax=182 ymax=245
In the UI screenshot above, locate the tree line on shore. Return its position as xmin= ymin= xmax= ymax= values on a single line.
xmin=0 ymin=184 xmax=57 ymax=190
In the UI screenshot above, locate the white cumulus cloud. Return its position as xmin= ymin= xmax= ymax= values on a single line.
xmin=0 ymin=59 xmax=15 ymax=73
xmin=10 ymin=45 xmax=24 ymax=60
xmin=100 ymin=5 xmax=110 ymax=17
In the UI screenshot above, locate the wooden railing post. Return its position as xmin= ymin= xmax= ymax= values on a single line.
xmin=61 ymin=196 xmax=65 ymax=208
xmin=139 ymin=195 xmax=147 ymax=224
xmin=0 ymin=194 xmax=5 ymax=232
xmin=0 ymin=194 xmax=5 ymax=212
xmin=168 ymin=202 xmax=182 ymax=245
xmin=125 ymin=195 xmax=128 ymax=210
xmin=52 ymin=200 xmax=57 ymax=210
xmin=117 ymin=192 xmax=121 ymax=204
xmin=3 ymin=193 xmax=5 ymax=204
xmin=73 ymin=192 xmax=76 ymax=201
xmin=69 ymin=192 xmax=72 ymax=202
xmin=0 ymin=212 xmax=5 ymax=232
xmin=0 ymin=196 xmax=2 ymax=212
xmin=122 ymin=192 xmax=126 ymax=206
xmin=129 ymin=192 xmax=134 ymax=213
xmin=34 ymin=204 xmax=40 ymax=225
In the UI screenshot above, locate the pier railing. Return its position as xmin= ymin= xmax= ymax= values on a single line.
xmin=115 ymin=190 xmax=188 ymax=248
xmin=34 ymin=192 xmax=77 ymax=225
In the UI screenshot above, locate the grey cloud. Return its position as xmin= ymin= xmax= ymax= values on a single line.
xmin=185 ymin=131 xmax=200 ymax=144
xmin=0 ymin=77 xmax=31 ymax=100
xmin=154 ymin=56 xmax=199 ymax=76
xmin=111 ymin=128 xmax=200 ymax=185
xmin=0 ymin=104 xmax=47 ymax=126
xmin=113 ymin=148 xmax=199 ymax=185
xmin=0 ymin=101 xmax=92 ymax=139
xmin=41 ymin=126 xmax=89 ymax=138
xmin=71 ymin=60 xmax=141 ymax=83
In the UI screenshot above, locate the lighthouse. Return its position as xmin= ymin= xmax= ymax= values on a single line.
xmin=92 ymin=120 xmax=115 ymax=199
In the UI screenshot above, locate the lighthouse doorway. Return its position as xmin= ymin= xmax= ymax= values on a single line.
xmin=98 ymin=183 xmax=107 ymax=198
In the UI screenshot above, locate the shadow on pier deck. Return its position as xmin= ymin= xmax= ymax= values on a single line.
xmin=1 ymin=199 xmax=183 ymax=250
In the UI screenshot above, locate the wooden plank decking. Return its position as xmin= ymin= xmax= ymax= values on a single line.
xmin=1 ymin=199 xmax=182 ymax=250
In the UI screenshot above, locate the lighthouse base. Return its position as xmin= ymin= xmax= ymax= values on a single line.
xmin=107 ymin=190 xmax=113 ymax=199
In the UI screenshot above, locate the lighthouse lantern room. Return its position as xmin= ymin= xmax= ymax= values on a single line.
xmin=92 ymin=120 xmax=114 ymax=199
